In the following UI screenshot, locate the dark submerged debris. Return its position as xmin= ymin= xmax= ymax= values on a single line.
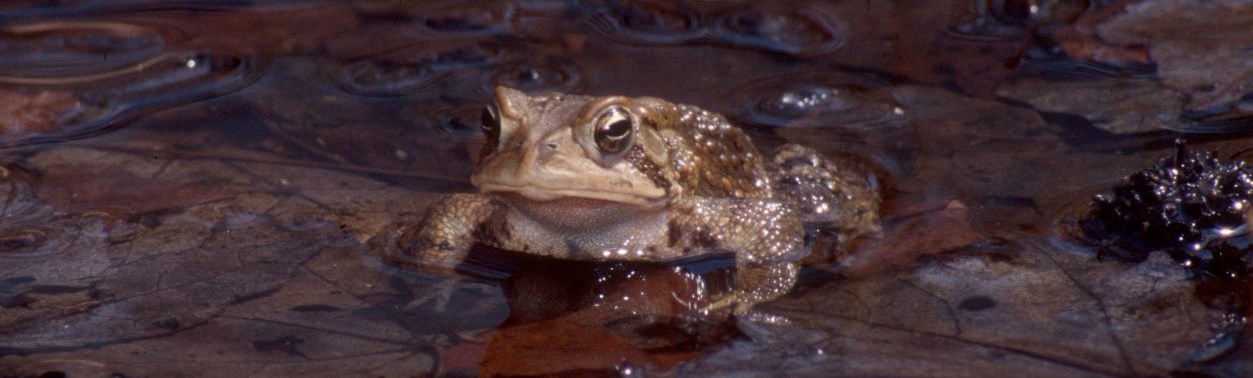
xmin=1083 ymin=141 xmax=1253 ymax=279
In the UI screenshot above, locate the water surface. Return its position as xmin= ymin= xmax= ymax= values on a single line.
xmin=1 ymin=1 xmax=1251 ymax=376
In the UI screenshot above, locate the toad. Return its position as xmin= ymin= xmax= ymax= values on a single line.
xmin=402 ymin=86 xmax=880 ymax=314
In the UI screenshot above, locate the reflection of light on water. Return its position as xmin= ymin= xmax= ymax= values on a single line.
xmin=734 ymin=77 xmax=907 ymax=129
xmin=777 ymin=87 xmax=838 ymax=111
xmin=675 ymin=265 xmax=709 ymax=315
xmin=0 ymin=21 xmax=256 ymax=147
xmin=0 ymin=51 xmax=205 ymax=86
xmin=585 ymin=262 xmax=721 ymax=317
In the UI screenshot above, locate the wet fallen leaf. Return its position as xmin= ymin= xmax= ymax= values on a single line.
xmin=480 ymin=259 xmax=739 ymax=375
xmin=482 ymin=311 xmax=699 ymax=376
xmin=0 ymin=89 xmax=81 ymax=142
xmin=0 ymin=87 xmax=1248 ymax=376
xmin=2 ymin=2 xmax=1252 ymax=376
xmin=1097 ymin=0 xmax=1253 ymax=111
xmin=841 ymin=199 xmax=981 ymax=277
xmin=685 ymin=242 xmax=1224 ymax=376
xmin=33 ymin=151 xmax=239 ymax=214
xmin=0 ymin=145 xmax=505 ymax=376
xmin=997 ymin=77 xmax=1184 ymax=134
xmin=1048 ymin=0 xmax=1151 ymax=66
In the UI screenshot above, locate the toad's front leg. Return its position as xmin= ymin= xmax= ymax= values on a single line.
xmin=674 ymin=198 xmax=807 ymax=314
xmin=394 ymin=193 xmax=501 ymax=270
xmin=381 ymin=194 xmax=500 ymax=312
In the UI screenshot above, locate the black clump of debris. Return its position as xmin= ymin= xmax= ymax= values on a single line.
xmin=1082 ymin=140 xmax=1252 ymax=279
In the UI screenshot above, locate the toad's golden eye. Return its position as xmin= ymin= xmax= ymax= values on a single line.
xmin=594 ymin=105 xmax=633 ymax=155
xmin=481 ymin=104 xmax=500 ymax=142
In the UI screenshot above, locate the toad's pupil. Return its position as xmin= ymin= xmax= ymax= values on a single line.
xmin=595 ymin=109 xmax=633 ymax=154
xmin=593 ymin=106 xmax=633 ymax=154
xmin=604 ymin=119 xmax=631 ymax=139
xmin=481 ymin=106 xmax=497 ymax=134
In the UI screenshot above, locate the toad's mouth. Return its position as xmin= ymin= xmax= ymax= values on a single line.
xmin=477 ymin=182 xmax=669 ymax=209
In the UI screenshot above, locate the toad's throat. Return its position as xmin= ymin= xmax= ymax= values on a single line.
xmin=477 ymin=182 xmax=668 ymax=208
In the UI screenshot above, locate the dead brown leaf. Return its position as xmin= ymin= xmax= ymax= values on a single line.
xmin=0 ymin=90 xmax=81 ymax=142
xmin=1097 ymin=0 xmax=1253 ymax=111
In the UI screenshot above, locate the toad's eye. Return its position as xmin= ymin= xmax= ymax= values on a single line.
xmin=594 ymin=106 xmax=633 ymax=155
xmin=481 ymin=104 xmax=500 ymax=141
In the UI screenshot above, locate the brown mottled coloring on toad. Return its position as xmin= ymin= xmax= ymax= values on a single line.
xmin=401 ymin=86 xmax=880 ymax=314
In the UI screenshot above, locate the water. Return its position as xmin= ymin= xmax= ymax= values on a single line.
xmin=0 ymin=0 xmax=1251 ymax=376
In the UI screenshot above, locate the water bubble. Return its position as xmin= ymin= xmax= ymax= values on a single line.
xmin=616 ymin=362 xmax=645 ymax=378
xmin=766 ymin=86 xmax=847 ymax=117
xmin=710 ymin=3 xmax=847 ymax=56
xmin=733 ymin=78 xmax=907 ymax=129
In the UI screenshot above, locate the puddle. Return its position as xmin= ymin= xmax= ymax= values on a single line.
xmin=0 ymin=0 xmax=1251 ymax=376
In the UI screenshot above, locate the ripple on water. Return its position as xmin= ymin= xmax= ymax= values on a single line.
xmin=0 ymin=224 xmax=87 ymax=261
xmin=483 ymin=55 xmax=582 ymax=93
xmin=408 ymin=0 xmax=513 ymax=37
xmin=589 ymin=0 xmax=705 ymax=44
xmin=945 ymin=0 xmax=1039 ymax=42
xmin=948 ymin=0 xmax=1092 ymax=42
xmin=0 ymin=229 xmax=49 ymax=256
xmin=0 ymin=21 xmax=164 ymax=78
xmin=710 ymin=2 xmax=848 ymax=56
xmin=0 ymin=164 xmax=50 ymax=219
xmin=330 ymin=42 xmax=502 ymax=97
xmin=0 ymin=20 xmax=259 ymax=147
xmin=729 ymin=73 xmax=906 ymax=129
xmin=431 ymin=102 xmax=492 ymax=137
xmin=334 ymin=60 xmax=436 ymax=97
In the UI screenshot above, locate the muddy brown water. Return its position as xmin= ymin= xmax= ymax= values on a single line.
xmin=0 ymin=1 xmax=1250 ymax=376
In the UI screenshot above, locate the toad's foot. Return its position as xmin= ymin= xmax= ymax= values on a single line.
xmin=705 ymin=261 xmax=800 ymax=315
xmin=674 ymin=197 xmax=806 ymax=314
xmin=394 ymin=193 xmax=500 ymax=270
xmin=378 ymin=194 xmax=502 ymax=312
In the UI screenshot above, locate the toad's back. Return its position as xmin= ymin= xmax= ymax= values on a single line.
xmin=651 ymin=102 xmax=880 ymax=233
xmin=647 ymin=103 xmax=775 ymax=199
